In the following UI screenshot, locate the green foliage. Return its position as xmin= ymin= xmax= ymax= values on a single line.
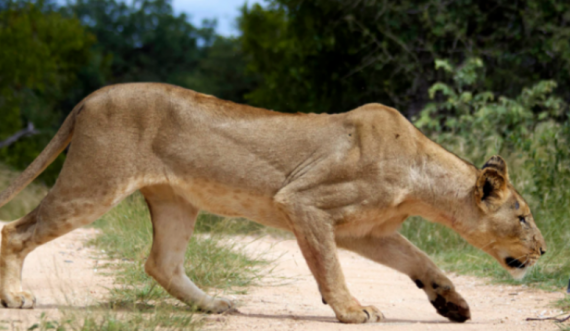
xmin=26 ymin=306 xmax=200 ymax=330
xmin=182 ymin=36 xmax=261 ymax=103
xmin=62 ymin=0 xmax=256 ymax=103
xmin=239 ymin=0 xmax=570 ymax=115
xmin=195 ymin=212 xmax=287 ymax=237
xmin=402 ymin=58 xmax=570 ymax=289
xmin=64 ymin=0 xmax=213 ymax=84
xmin=0 ymin=1 xmax=94 ymax=183
xmin=416 ymin=58 xmax=566 ymax=162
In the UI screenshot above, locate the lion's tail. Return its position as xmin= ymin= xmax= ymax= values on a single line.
xmin=0 ymin=103 xmax=82 ymax=209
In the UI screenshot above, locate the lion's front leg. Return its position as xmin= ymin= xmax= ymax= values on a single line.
xmin=336 ymin=232 xmax=470 ymax=323
xmin=275 ymin=195 xmax=384 ymax=324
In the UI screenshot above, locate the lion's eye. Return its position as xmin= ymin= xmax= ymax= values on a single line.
xmin=519 ymin=216 xmax=527 ymax=224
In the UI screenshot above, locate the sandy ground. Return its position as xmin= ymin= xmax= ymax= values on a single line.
xmin=0 ymin=222 xmax=566 ymax=331
xmin=209 ymin=237 xmax=567 ymax=331
xmin=0 ymin=223 xmax=113 ymax=331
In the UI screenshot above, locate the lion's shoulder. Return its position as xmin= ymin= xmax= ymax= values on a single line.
xmin=343 ymin=103 xmax=414 ymax=135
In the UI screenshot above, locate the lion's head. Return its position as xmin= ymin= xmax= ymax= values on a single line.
xmin=462 ymin=155 xmax=546 ymax=279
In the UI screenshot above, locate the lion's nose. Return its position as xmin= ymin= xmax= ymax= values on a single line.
xmin=540 ymin=247 xmax=546 ymax=256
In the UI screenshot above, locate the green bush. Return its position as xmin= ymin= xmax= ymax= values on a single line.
xmin=403 ymin=58 xmax=570 ymax=288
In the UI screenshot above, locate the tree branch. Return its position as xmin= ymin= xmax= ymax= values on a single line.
xmin=0 ymin=122 xmax=40 ymax=148
xmin=526 ymin=314 xmax=570 ymax=323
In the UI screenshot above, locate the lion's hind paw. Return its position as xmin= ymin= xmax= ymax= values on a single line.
xmin=1 ymin=290 xmax=36 ymax=309
xmin=200 ymin=297 xmax=235 ymax=314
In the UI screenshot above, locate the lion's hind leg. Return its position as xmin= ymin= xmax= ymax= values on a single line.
xmin=140 ymin=185 xmax=233 ymax=313
xmin=0 ymin=209 xmax=40 ymax=308
xmin=0 ymin=179 xmax=131 ymax=309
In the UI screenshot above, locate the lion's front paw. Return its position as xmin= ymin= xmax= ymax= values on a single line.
xmin=202 ymin=297 xmax=235 ymax=314
xmin=430 ymin=288 xmax=470 ymax=323
xmin=1 ymin=291 xmax=36 ymax=309
xmin=337 ymin=304 xmax=384 ymax=324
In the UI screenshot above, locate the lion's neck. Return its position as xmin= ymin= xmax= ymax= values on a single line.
xmin=406 ymin=144 xmax=479 ymax=230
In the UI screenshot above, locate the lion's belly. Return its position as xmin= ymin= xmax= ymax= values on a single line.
xmin=172 ymin=178 xmax=289 ymax=230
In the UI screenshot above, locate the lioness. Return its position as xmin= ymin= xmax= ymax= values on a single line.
xmin=0 ymin=83 xmax=546 ymax=323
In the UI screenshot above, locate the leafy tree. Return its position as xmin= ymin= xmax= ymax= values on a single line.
xmin=183 ymin=36 xmax=261 ymax=103
xmin=61 ymin=0 xmax=256 ymax=103
xmin=0 ymin=1 xmax=94 ymax=183
xmin=239 ymin=0 xmax=570 ymax=116
xmin=63 ymin=0 xmax=215 ymax=84
xmin=0 ymin=0 xmax=257 ymax=184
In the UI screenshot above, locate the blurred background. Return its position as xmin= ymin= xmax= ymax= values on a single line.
xmin=1 ymin=0 xmax=570 ymax=293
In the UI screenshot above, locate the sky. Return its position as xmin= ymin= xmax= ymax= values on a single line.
xmin=173 ymin=0 xmax=262 ymax=36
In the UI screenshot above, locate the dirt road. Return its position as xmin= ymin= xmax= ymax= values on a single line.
xmin=0 ymin=222 xmax=566 ymax=330
xmin=0 ymin=223 xmax=112 ymax=330
xmin=211 ymin=237 xmax=567 ymax=331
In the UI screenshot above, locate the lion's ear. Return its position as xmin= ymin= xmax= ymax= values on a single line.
xmin=475 ymin=168 xmax=508 ymax=211
xmin=481 ymin=155 xmax=509 ymax=180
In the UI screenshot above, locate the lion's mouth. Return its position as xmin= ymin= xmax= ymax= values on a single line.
xmin=505 ymin=257 xmax=526 ymax=269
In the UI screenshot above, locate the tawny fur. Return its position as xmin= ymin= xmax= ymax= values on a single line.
xmin=0 ymin=83 xmax=546 ymax=323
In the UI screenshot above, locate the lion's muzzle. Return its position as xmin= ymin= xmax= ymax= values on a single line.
xmin=505 ymin=257 xmax=526 ymax=269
